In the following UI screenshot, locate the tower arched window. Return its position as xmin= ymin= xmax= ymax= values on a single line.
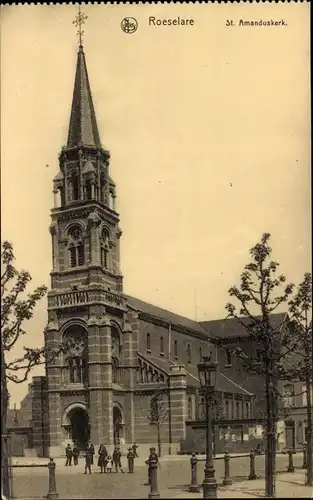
xmin=100 ymin=228 xmax=110 ymax=270
xmin=187 ymin=344 xmax=191 ymax=364
xmin=85 ymin=179 xmax=92 ymax=200
xmin=62 ymin=325 xmax=87 ymax=385
xmin=68 ymin=225 xmax=85 ymax=268
xmin=100 ymin=174 xmax=106 ymax=203
xmin=160 ymin=336 xmax=164 ymax=355
xmin=147 ymin=333 xmax=151 ymax=353
xmin=174 ymin=340 xmax=178 ymax=359
xmin=71 ymin=171 xmax=79 ymax=201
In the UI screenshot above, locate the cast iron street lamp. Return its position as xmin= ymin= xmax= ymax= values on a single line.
xmin=197 ymin=355 xmax=218 ymax=499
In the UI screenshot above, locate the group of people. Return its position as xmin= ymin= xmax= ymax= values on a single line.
xmin=65 ymin=442 xmax=139 ymax=474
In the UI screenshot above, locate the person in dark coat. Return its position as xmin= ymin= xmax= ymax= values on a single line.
xmin=145 ymin=447 xmax=158 ymax=485
xmin=127 ymin=447 xmax=135 ymax=473
xmin=98 ymin=444 xmax=108 ymax=473
xmin=112 ymin=446 xmax=124 ymax=473
xmin=73 ymin=443 xmax=79 ymax=465
xmin=84 ymin=445 xmax=93 ymax=474
xmin=65 ymin=444 xmax=73 ymax=466
xmin=132 ymin=443 xmax=138 ymax=458
xmin=89 ymin=443 xmax=95 ymax=465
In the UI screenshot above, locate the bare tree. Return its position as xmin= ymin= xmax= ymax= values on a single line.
xmin=225 ymin=233 xmax=295 ymax=498
xmin=287 ymin=273 xmax=313 ymax=486
xmin=148 ymin=391 xmax=168 ymax=457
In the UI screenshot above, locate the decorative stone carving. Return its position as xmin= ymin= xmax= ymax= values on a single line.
xmin=88 ymin=210 xmax=101 ymax=228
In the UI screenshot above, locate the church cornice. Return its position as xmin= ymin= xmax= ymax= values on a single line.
xmin=53 ymin=203 xmax=119 ymax=224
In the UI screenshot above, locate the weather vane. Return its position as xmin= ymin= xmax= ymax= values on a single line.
xmin=72 ymin=5 xmax=88 ymax=47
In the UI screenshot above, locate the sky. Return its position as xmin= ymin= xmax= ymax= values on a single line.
xmin=1 ymin=3 xmax=311 ymax=406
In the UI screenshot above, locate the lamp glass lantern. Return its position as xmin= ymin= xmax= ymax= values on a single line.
xmin=197 ymin=356 xmax=217 ymax=390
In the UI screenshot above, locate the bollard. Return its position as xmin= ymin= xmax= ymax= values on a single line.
xmin=47 ymin=458 xmax=59 ymax=500
xmin=148 ymin=459 xmax=160 ymax=499
xmin=248 ymin=450 xmax=257 ymax=480
xmin=222 ymin=450 xmax=232 ymax=486
xmin=287 ymin=449 xmax=295 ymax=473
xmin=302 ymin=444 xmax=307 ymax=469
xmin=189 ymin=453 xmax=200 ymax=493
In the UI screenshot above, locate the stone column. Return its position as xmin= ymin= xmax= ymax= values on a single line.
xmin=168 ymin=365 xmax=187 ymax=448
xmin=49 ymin=223 xmax=58 ymax=272
xmin=87 ymin=307 xmax=113 ymax=445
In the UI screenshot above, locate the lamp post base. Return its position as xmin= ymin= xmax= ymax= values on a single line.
xmin=189 ymin=484 xmax=200 ymax=493
xmin=202 ymin=478 xmax=218 ymax=499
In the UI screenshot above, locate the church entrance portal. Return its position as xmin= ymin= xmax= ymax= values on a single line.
xmin=69 ymin=408 xmax=90 ymax=450
xmin=113 ymin=406 xmax=124 ymax=445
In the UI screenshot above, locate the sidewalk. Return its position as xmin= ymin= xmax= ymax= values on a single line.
xmin=169 ymin=471 xmax=313 ymax=498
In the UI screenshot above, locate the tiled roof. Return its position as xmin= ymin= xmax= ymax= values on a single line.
xmin=200 ymin=312 xmax=287 ymax=339
xmin=125 ymin=295 xmax=210 ymax=338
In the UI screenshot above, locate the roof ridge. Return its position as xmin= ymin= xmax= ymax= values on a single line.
xmin=218 ymin=371 xmax=252 ymax=396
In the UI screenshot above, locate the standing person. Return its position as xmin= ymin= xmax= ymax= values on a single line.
xmin=127 ymin=447 xmax=135 ymax=473
xmin=84 ymin=445 xmax=92 ymax=475
xmin=98 ymin=444 xmax=108 ymax=474
xmin=145 ymin=447 xmax=158 ymax=485
xmin=113 ymin=446 xmax=124 ymax=473
xmin=65 ymin=444 xmax=73 ymax=466
xmin=73 ymin=443 xmax=79 ymax=465
xmin=132 ymin=443 xmax=138 ymax=458
xmin=106 ymin=455 xmax=113 ymax=473
xmin=89 ymin=442 xmax=95 ymax=465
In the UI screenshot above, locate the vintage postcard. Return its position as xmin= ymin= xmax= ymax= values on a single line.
xmin=1 ymin=2 xmax=311 ymax=500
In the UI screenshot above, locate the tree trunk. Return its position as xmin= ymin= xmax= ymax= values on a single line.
xmin=1 ymin=339 xmax=12 ymax=499
xmin=157 ymin=424 xmax=161 ymax=458
xmin=265 ymin=374 xmax=276 ymax=498
xmin=306 ymin=375 xmax=313 ymax=486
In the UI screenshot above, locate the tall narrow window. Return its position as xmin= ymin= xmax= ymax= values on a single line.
xmin=199 ymin=347 xmax=202 ymax=362
xmin=100 ymin=174 xmax=106 ymax=203
xmin=245 ymin=402 xmax=249 ymax=419
xmin=77 ymin=243 xmax=85 ymax=266
xmin=174 ymin=340 xmax=178 ymax=359
xmin=225 ymin=400 xmax=229 ymax=419
xmin=225 ymin=349 xmax=232 ymax=367
xmin=188 ymin=397 xmax=193 ymax=420
xmin=69 ymin=245 xmax=76 ymax=267
xmin=187 ymin=344 xmax=191 ymax=364
xmin=100 ymin=228 xmax=110 ymax=271
xmin=236 ymin=401 xmax=240 ymax=419
xmin=160 ymin=336 xmax=164 ymax=355
xmin=85 ymin=180 xmax=92 ymax=200
xmin=71 ymin=172 xmax=79 ymax=201
xmin=101 ymin=247 xmax=109 ymax=269
xmin=147 ymin=333 xmax=151 ymax=352
xmin=283 ymin=384 xmax=294 ymax=407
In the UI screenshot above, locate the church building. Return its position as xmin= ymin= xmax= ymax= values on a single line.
xmin=24 ymin=39 xmax=257 ymax=458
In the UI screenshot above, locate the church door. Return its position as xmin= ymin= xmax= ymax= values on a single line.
xmin=70 ymin=408 xmax=90 ymax=450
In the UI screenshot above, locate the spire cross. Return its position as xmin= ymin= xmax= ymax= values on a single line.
xmin=72 ymin=5 xmax=88 ymax=47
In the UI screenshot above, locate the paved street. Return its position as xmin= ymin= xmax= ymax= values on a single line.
xmin=11 ymin=453 xmax=305 ymax=499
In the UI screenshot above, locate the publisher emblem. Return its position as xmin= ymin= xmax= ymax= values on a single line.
xmin=121 ymin=17 xmax=138 ymax=34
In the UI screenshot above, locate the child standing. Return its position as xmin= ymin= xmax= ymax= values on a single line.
xmin=106 ymin=455 xmax=113 ymax=473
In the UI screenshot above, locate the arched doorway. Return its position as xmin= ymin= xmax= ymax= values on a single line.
xmin=113 ymin=406 xmax=124 ymax=445
xmin=70 ymin=408 xmax=90 ymax=450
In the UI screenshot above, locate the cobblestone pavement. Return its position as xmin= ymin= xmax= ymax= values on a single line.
xmin=11 ymin=453 xmax=305 ymax=499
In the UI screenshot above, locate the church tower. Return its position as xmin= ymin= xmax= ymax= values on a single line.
xmin=44 ymin=11 xmax=137 ymax=456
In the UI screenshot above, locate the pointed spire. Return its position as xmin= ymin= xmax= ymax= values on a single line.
xmin=67 ymin=45 xmax=102 ymax=149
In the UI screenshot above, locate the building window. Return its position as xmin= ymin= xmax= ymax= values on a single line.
xmin=174 ymin=340 xmax=178 ymax=359
xmin=283 ymin=384 xmax=295 ymax=407
xmin=236 ymin=401 xmax=240 ymax=419
xmin=187 ymin=344 xmax=191 ymax=364
xmin=199 ymin=347 xmax=202 ymax=362
xmin=69 ymin=245 xmax=76 ymax=267
xmin=62 ymin=325 xmax=87 ymax=385
xmin=85 ymin=179 xmax=92 ymax=200
xmin=225 ymin=349 xmax=232 ymax=367
xmin=245 ymin=402 xmax=249 ymax=419
xmin=188 ymin=397 xmax=193 ymax=420
xmin=225 ymin=400 xmax=229 ymax=419
xmin=100 ymin=228 xmax=110 ymax=270
xmin=70 ymin=172 xmax=79 ymax=201
xmin=160 ymin=336 xmax=164 ymax=356
xmin=147 ymin=333 xmax=151 ymax=353
xmin=199 ymin=397 xmax=205 ymax=420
